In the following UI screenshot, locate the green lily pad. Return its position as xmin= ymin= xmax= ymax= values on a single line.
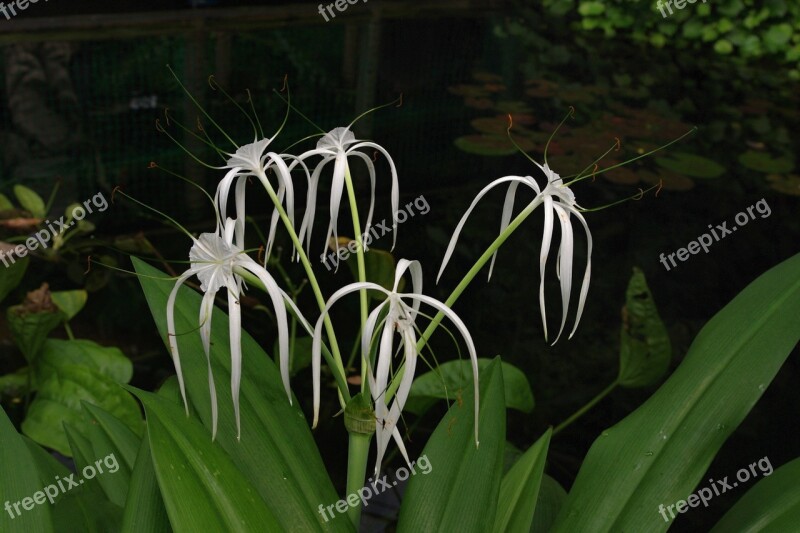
xmin=654 ymin=152 xmax=725 ymax=178
xmin=738 ymin=150 xmax=795 ymax=173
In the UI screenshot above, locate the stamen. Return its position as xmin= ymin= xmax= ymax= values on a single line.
xmin=208 ymin=74 xmax=260 ymax=140
xmin=113 ymin=188 xmax=196 ymax=240
xmin=347 ymin=93 xmax=404 ymax=131
xmin=245 ymin=89 xmax=265 ymax=138
xmin=579 ymin=181 xmax=663 ymax=212
xmin=85 ymin=255 xmax=92 ymax=274
xmin=396 ymin=93 xmax=403 ymax=108
xmin=544 ymin=106 xmax=575 ymax=168
xmin=655 ymin=178 xmax=663 ymax=197
xmin=155 ymin=118 xmax=220 ymax=169
xmin=506 ymin=113 xmax=538 ymax=166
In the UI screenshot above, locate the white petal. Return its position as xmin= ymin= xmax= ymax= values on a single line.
xmin=551 ymin=204 xmax=574 ymax=344
xmin=539 ymin=196 xmax=555 ymax=342
xmin=488 ymin=181 xmax=519 ymax=281
xmin=166 ymin=270 xmax=195 ymax=416
xmin=564 ymin=205 xmax=592 ymax=339
xmin=326 ymin=152 xmax=347 ymax=257
xmin=227 ymin=288 xmax=243 ymax=440
xmin=199 ymin=289 xmax=219 ymax=440
xmin=437 ymin=176 xmax=536 ymax=284
xmin=347 ymin=150 xmax=377 ymax=246
xmin=297 ymin=160 xmax=329 ymax=256
xmin=393 ymin=259 xmax=423 ymax=319
xmin=349 ymin=142 xmax=399 ymax=250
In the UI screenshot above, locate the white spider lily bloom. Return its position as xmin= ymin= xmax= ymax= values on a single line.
xmin=296 ymin=127 xmax=399 ymax=259
xmin=311 ymin=259 xmax=479 ymax=475
xmin=167 ymin=217 xmax=307 ymax=440
xmin=438 ymin=160 xmax=592 ymax=344
xmin=214 ymin=137 xmax=309 ymax=259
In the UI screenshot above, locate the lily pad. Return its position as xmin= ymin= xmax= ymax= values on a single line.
xmin=738 ymin=150 xmax=795 ymax=173
xmin=766 ymin=174 xmax=800 ymax=196
xmin=654 ymin=152 xmax=725 ymax=178
xmin=464 ymin=97 xmax=495 ymax=110
xmin=471 ymin=116 xmax=515 ymax=136
xmin=640 ymin=169 xmax=695 ymax=192
xmin=448 ymin=84 xmax=490 ymax=98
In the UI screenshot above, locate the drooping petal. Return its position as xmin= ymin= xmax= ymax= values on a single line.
xmin=227 ymin=287 xmax=243 ymax=440
xmin=327 ymin=151 xmax=348 ymax=258
xmin=297 ymin=158 xmax=330 ymax=257
xmin=551 ymin=204 xmax=574 ymax=344
xmin=406 ymin=293 xmax=481 ymax=447
xmin=348 ymin=142 xmax=399 ymax=250
xmin=233 ymin=175 xmax=247 ymax=248
xmin=564 ymin=205 xmax=592 ymax=339
xmin=538 ymin=196 xmax=555 ymax=342
xmin=347 ymin=150 xmax=377 ymax=245
xmin=166 ymin=269 xmax=196 ymax=415
xmin=198 ymin=288 xmax=220 ymax=440
xmin=371 ymin=318 xmax=396 ymax=475
xmin=393 ymin=259 xmax=423 ymax=319
xmin=437 ymin=176 xmax=536 ymax=283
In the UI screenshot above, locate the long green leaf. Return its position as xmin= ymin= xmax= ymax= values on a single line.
xmin=133 ymin=258 xmax=352 ymax=532
xmin=121 ymin=429 xmax=171 ymax=533
xmin=710 ymin=457 xmax=800 ymax=532
xmin=133 ymin=387 xmax=280 ymax=532
xmin=493 ymin=428 xmax=552 ymax=532
xmin=397 ymin=357 xmax=506 ymax=532
xmin=552 ymin=253 xmax=800 ymax=532
xmin=0 ymin=407 xmax=54 ymax=532
xmin=531 ymin=475 xmax=567 ymax=532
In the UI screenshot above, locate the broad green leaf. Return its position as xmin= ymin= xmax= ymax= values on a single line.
xmin=13 ymin=185 xmax=46 ymax=218
xmin=493 ymin=429 xmax=552 ymax=532
xmin=531 ymin=475 xmax=567 ymax=532
xmin=710 ymin=457 xmax=800 ymax=532
xmin=617 ymin=267 xmax=671 ymax=388
xmin=132 ymin=387 xmax=281 ymax=532
xmin=38 ymin=339 xmax=133 ymax=385
xmin=551 ymin=253 xmax=800 ymax=532
xmin=406 ymin=358 xmax=534 ymax=415
xmin=0 ymin=256 xmax=28 ymax=303
xmin=6 ymin=308 xmax=62 ymax=364
xmin=50 ymin=290 xmax=88 ymax=321
xmin=134 ymin=258 xmax=353 ymax=533
xmin=81 ymin=402 xmax=140 ymax=469
xmin=397 ymin=357 xmax=506 ymax=532
xmin=0 ymin=407 xmax=55 ymax=532
xmin=121 ymin=430 xmax=171 ymax=533
xmin=23 ymin=364 xmax=141 ymax=456
xmin=738 ymin=150 xmax=795 ymax=173
xmin=0 ymin=367 xmax=29 ymax=396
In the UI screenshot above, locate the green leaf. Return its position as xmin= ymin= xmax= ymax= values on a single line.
xmin=406 ymin=357 xmax=534 ymax=415
xmin=710 ymin=457 xmax=800 ymax=532
xmin=133 ymin=258 xmax=353 ymax=532
xmin=132 ymin=387 xmax=281 ymax=532
xmin=617 ymin=267 xmax=671 ymax=388
xmin=6 ymin=308 xmax=62 ymax=364
xmin=38 ymin=339 xmax=133 ymax=385
xmin=551 ymin=253 xmax=800 ymax=532
xmin=13 ymin=185 xmax=46 ymax=218
xmin=0 ymin=192 xmax=14 ymax=210
xmin=22 ymin=364 xmax=141 ymax=456
xmin=364 ymin=248 xmax=397 ymax=294
xmin=397 ymin=357 xmax=506 ymax=532
xmin=763 ymin=23 xmax=793 ymax=52
xmin=714 ymin=39 xmax=735 ymax=54
xmin=738 ymin=150 xmax=795 ymax=173
xmin=0 ymin=407 xmax=55 ymax=532
xmin=0 ymin=256 xmax=28 ymax=304
xmin=654 ymin=152 xmax=726 ymax=178
xmin=531 ymin=475 xmax=567 ymax=532
xmin=493 ymin=429 xmax=552 ymax=532
xmin=50 ymin=290 xmax=88 ymax=321
xmin=121 ymin=429 xmax=171 ymax=533
xmin=275 ymin=336 xmax=314 ymax=376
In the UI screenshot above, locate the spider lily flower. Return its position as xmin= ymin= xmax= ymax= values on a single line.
xmin=214 ymin=137 xmax=309 ymax=260
xmin=437 ymin=160 xmax=592 ymax=345
xmin=167 ymin=217 xmax=308 ymax=440
xmin=296 ymin=127 xmax=399 ymax=260
xmin=311 ymin=259 xmax=479 ymax=475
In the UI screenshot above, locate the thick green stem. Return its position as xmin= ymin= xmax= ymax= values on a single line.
xmin=342 ymin=163 xmax=370 ymax=394
xmin=345 ymin=432 xmax=372 ymax=527
xmin=386 ymin=195 xmax=544 ymax=401
xmin=552 ymin=379 xmax=619 ymax=436
xmin=255 ymin=170 xmax=350 ymax=404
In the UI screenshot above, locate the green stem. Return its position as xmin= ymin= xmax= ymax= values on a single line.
xmin=345 ymin=432 xmax=372 ymax=527
xmin=254 ymin=170 xmax=351 ymax=404
xmin=342 ymin=163 xmax=370 ymax=395
xmin=552 ymin=379 xmax=619 ymax=436
xmin=63 ymin=321 xmax=75 ymax=341
xmin=386 ymin=195 xmax=544 ymax=401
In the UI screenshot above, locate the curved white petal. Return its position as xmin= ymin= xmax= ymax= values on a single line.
xmin=166 ymin=270 xmax=196 ymax=416
xmin=348 ymin=142 xmax=399 ymax=249
xmin=539 ymin=196 xmax=555 ymax=342
xmin=393 ymin=259 xmax=423 ymax=319
xmin=227 ymin=287 xmax=243 ymax=440
xmin=551 ymin=204 xmax=574 ymax=344
xmin=564 ymin=205 xmax=592 ymax=339
xmin=328 ymin=151 xmax=348 ymax=257
xmin=199 ymin=289 xmax=220 ymax=440
xmin=347 ymin=150 xmax=377 ymax=245
xmin=297 ymin=159 xmax=331 ymax=256
xmin=437 ymin=176 xmax=535 ymax=284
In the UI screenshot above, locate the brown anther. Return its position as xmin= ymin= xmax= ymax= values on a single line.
xmin=396 ymin=93 xmax=403 ymax=107
xmin=372 ymin=150 xmax=378 ymax=162
xmin=591 ymin=164 xmax=598 ymax=182
xmin=507 ymin=113 xmax=513 ymax=131
xmin=280 ymin=74 xmax=288 ymax=92
xmin=655 ymin=178 xmax=664 ymax=198
xmin=84 ymin=256 xmax=92 ymax=274
xmin=568 ymin=105 xmax=575 ymax=118
xmin=111 ymin=185 xmax=123 ymax=204
xmin=148 ymin=161 xmax=158 ymax=169
xmin=614 ymin=137 xmax=621 ymax=151
xmin=208 ymin=74 xmax=217 ymax=89
xmin=633 ymin=188 xmax=645 ymax=201
xmin=257 ymin=245 xmax=265 ymax=265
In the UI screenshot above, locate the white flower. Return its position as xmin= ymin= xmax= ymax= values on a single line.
xmin=438 ymin=160 xmax=592 ymax=344
xmin=214 ymin=137 xmax=308 ymax=259
xmin=167 ymin=218 xmax=307 ymax=439
xmin=296 ymin=127 xmax=399 ymax=259
xmin=311 ymin=259 xmax=479 ymax=475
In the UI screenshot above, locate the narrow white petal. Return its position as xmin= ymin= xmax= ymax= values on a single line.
xmin=233 ymin=177 xmax=247 ymax=249
xmin=227 ymin=288 xmax=243 ymax=440
xmin=166 ymin=270 xmax=195 ymax=416
xmin=349 ymin=142 xmax=399 ymax=249
xmin=215 ymin=167 xmax=243 ymax=224
xmin=551 ymin=204 xmax=574 ymax=344
xmin=199 ymin=289 xmax=219 ymax=440
xmin=298 ymin=161 xmax=328 ymax=256
xmin=328 ymin=152 xmax=347 ymax=256
xmin=539 ymin=196 xmax=555 ymax=342
xmin=437 ymin=176 xmax=535 ymax=283
xmin=348 ymin=150 xmax=377 ymax=245
xmin=565 ymin=206 xmax=592 ymax=338
xmin=488 ymin=181 xmax=519 ymax=281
